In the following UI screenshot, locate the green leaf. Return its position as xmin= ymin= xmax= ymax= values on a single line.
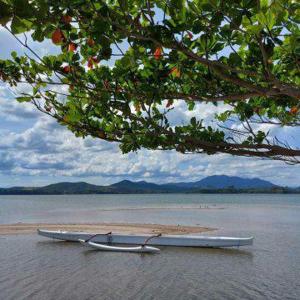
xmin=265 ymin=11 xmax=276 ymax=29
xmin=257 ymin=11 xmax=276 ymax=29
xmin=260 ymin=0 xmax=269 ymax=10
xmin=188 ymin=102 xmax=195 ymax=111
xmin=16 ymin=96 xmax=32 ymax=102
xmin=0 ymin=1 xmax=12 ymax=25
xmin=11 ymin=51 xmax=17 ymax=59
xmin=11 ymin=16 xmax=32 ymax=34
xmin=190 ymin=116 xmax=197 ymax=126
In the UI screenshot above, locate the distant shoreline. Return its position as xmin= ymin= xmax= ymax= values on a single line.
xmin=0 ymin=223 xmax=215 ymax=236
xmin=0 ymin=191 xmax=299 ymax=195
xmin=1 ymin=175 xmax=298 ymax=195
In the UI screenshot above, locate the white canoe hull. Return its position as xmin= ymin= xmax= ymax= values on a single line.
xmin=79 ymin=239 xmax=160 ymax=253
xmin=38 ymin=229 xmax=253 ymax=248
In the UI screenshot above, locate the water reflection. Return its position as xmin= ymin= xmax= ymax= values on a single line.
xmin=162 ymin=246 xmax=254 ymax=258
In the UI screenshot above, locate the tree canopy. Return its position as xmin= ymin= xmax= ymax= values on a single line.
xmin=0 ymin=0 xmax=299 ymax=163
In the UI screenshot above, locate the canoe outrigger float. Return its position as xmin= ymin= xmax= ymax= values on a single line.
xmin=79 ymin=239 xmax=160 ymax=253
xmin=37 ymin=229 xmax=253 ymax=250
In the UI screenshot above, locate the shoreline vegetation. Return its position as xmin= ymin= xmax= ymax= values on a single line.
xmin=0 ymin=189 xmax=297 ymax=195
xmin=0 ymin=223 xmax=215 ymax=236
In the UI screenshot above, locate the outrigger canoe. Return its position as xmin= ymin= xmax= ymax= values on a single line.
xmin=38 ymin=229 xmax=253 ymax=248
xmin=79 ymin=239 xmax=160 ymax=253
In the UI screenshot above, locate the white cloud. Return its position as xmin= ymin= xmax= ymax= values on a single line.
xmin=0 ymin=84 xmax=40 ymax=121
xmin=165 ymin=100 xmax=230 ymax=127
xmin=0 ymin=97 xmax=39 ymax=121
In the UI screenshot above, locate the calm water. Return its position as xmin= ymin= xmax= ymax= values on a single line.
xmin=0 ymin=194 xmax=300 ymax=299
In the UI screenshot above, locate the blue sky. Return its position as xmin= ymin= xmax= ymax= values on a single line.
xmin=0 ymin=27 xmax=300 ymax=187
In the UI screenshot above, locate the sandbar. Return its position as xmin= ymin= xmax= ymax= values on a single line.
xmin=0 ymin=222 xmax=216 ymax=235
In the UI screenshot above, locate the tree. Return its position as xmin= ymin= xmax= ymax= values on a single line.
xmin=0 ymin=0 xmax=299 ymax=163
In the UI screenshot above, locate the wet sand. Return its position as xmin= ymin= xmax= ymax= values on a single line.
xmin=0 ymin=223 xmax=215 ymax=235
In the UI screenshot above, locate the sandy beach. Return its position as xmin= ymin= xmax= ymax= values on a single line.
xmin=0 ymin=223 xmax=215 ymax=235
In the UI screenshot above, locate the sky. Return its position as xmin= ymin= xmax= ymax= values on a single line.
xmin=1 ymin=26 xmax=300 ymax=188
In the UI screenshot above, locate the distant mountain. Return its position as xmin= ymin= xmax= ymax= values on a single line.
xmin=39 ymin=182 xmax=105 ymax=194
xmin=0 ymin=182 xmax=104 ymax=195
xmin=0 ymin=180 xmax=174 ymax=195
xmin=110 ymin=180 xmax=164 ymax=192
xmin=193 ymin=175 xmax=276 ymax=189
xmin=110 ymin=180 xmax=181 ymax=193
xmin=0 ymin=175 xmax=293 ymax=195
xmin=164 ymin=175 xmax=277 ymax=189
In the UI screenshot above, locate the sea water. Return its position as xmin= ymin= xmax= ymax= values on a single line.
xmin=0 ymin=194 xmax=299 ymax=299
